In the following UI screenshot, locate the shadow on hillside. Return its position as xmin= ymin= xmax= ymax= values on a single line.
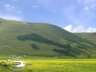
xmin=53 ymin=48 xmax=91 ymax=58
xmin=53 ymin=49 xmax=77 ymax=57
xmin=31 ymin=44 xmax=39 ymax=49
xmin=61 ymin=32 xmax=96 ymax=47
xmin=17 ymin=33 xmax=91 ymax=58
xmin=17 ymin=33 xmax=71 ymax=49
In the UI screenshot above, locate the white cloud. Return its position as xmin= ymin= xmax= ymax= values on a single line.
xmin=64 ymin=24 xmax=73 ymax=32
xmin=0 ymin=15 xmax=23 ymax=21
xmin=3 ymin=4 xmax=15 ymax=12
xmin=3 ymin=3 xmax=22 ymax=15
xmin=86 ymin=27 xmax=96 ymax=32
xmin=84 ymin=6 xmax=89 ymax=11
xmin=78 ymin=0 xmax=96 ymax=15
xmin=64 ymin=24 xmax=96 ymax=33
xmin=83 ymin=0 xmax=96 ymax=10
xmin=0 ymin=3 xmax=23 ymax=21
xmin=17 ymin=11 xmax=22 ymax=14
xmin=72 ymin=25 xmax=86 ymax=32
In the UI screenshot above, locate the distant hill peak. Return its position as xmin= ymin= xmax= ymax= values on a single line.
xmin=0 ymin=18 xmax=4 ymax=20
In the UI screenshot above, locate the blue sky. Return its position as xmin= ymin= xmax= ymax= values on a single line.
xmin=0 ymin=0 xmax=96 ymax=32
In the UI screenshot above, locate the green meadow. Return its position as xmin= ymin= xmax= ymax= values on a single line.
xmin=0 ymin=59 xmax=96 ymax=72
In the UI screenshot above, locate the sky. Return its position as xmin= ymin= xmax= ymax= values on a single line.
xmin=0 ymin=0 xmax=96 ymax=32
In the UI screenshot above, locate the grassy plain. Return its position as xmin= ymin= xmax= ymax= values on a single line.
xmin=0 ymin=59 xmax=96 ymax=72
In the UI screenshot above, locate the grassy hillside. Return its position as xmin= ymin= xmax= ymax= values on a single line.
xmin=75 ymin=33 xmax=96 ymax=44
xmin=0 ymin=19 xmax=96 ymax=58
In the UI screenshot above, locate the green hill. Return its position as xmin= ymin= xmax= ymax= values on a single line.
xmin=75 ymin=33 xmax=96 ymax=45
xmin=0 ymin=19 xmax=96 ymax=58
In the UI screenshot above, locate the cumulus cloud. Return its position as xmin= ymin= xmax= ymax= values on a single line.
xmin=64 ymin=24 xmax=96 ymax=33
xmin=64 ymin=24 xmax=73 ymax=32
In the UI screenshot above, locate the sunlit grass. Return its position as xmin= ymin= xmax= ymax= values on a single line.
xmin=24 ymin=59 xmax=96 ymax=72
xmin=0 ymin=59 xmax=96 ymax=72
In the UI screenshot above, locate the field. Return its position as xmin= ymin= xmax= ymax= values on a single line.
xmin=0 ymin=59 xmax=96 ymax=72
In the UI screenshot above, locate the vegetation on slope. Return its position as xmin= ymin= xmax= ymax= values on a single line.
xmin=0 ymin=19 xmax=96 ymax=58
xmin=75 ymin=33 xmax=96 ymax=44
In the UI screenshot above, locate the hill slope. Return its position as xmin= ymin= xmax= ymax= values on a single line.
xmin=75 ymin=33 xmax=96 ymax=44
xmin=0 ymin=19 xmax=96 ymax=58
